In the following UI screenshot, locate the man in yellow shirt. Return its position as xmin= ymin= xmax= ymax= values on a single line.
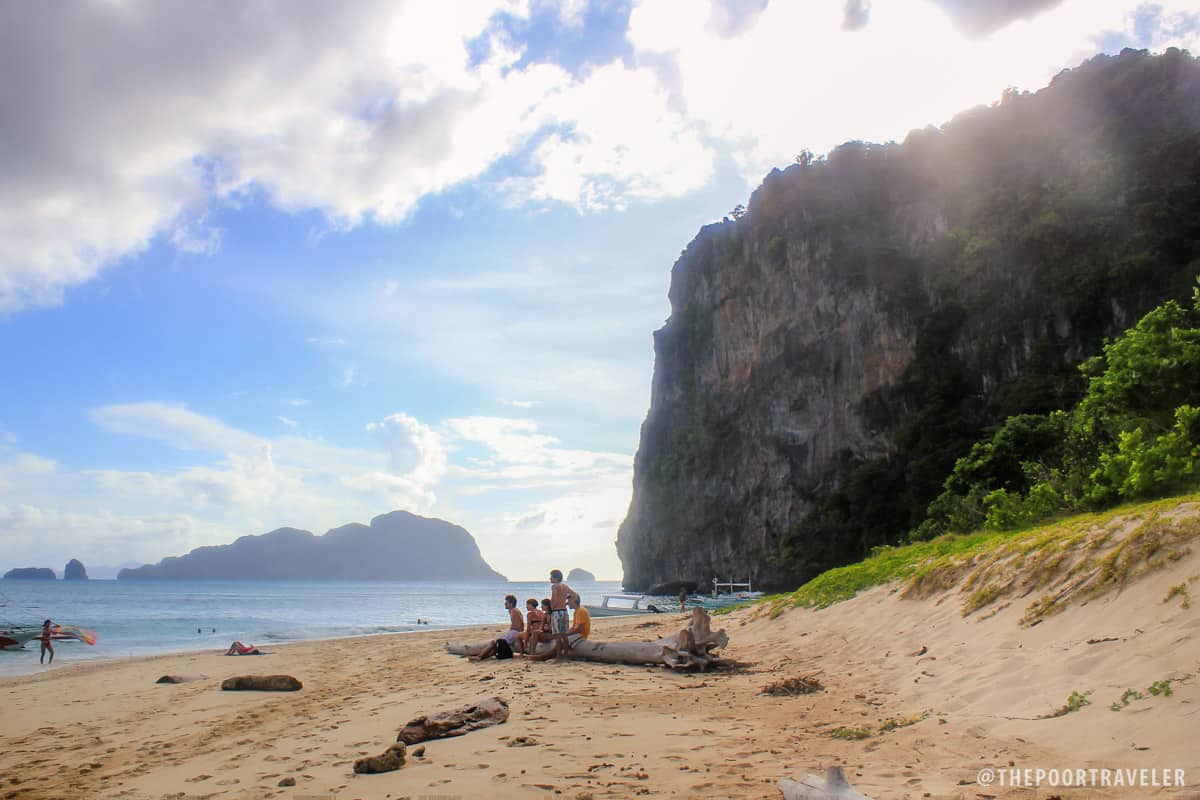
xmin=530 ymin=593 xmax=589 ymax=661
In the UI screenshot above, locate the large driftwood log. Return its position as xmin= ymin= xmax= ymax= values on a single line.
xmin=445 ymin=608 xmax=729 ymax=670
xmin=778 ymin=766 xmax=874 ymax=799
xmin=397 ymin=696 xmax=509 ymax=744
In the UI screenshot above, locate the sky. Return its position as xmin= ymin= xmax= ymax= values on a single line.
xmin=1 ymin=0 xmax=1198 ymax=581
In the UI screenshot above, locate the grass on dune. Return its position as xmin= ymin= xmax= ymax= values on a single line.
xmin=760 ymin=492 xmax=1200 ymax=621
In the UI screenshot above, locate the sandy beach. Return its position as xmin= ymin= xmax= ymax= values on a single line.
xmin=2 ymin=542 xmax=1199 ymax=800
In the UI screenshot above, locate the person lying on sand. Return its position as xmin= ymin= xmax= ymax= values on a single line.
xmin=225 ymin=641 xmax=263 ymax=656
xmin=528 ymin=593 xmax=589 ymax=662
xmin=516 ymin=598 xmax=544 ymax=655
xmin=469 ymin=595 xmax=524 ymax=661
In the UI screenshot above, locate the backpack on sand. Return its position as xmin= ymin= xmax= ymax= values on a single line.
xmin=494 ymin=638 xmax=514 ymax=659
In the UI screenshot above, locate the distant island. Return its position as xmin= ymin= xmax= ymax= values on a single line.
xmin=567 ymin=568 xmax=595 ymax=583
xmin=118 ymin=510 xmax=506 ymax=581
xmin=64 ymin=559 xmax=88 ymax=580
xmin=3 ymin=567 xmax=56 ymax=580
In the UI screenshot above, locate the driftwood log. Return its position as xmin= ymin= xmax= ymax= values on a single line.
xmin=778 ymin=766 xmax=874 ymax=800
xmin=445 ymin=607 xmax=729 ymax=670
xmin=397 ymin=696 xmax=509 ymax=744
xmin=220 ymin=674 xmax=302 ymax=691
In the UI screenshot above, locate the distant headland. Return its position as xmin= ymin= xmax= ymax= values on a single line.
xmin=3 ymin=567 xmax=56 ymax=580
xmin=118 ymin=511 xmax=506 ymax=581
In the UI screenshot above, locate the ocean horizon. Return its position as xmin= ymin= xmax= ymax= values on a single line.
xmin=0 ymin=578 xmax=625 ymax=676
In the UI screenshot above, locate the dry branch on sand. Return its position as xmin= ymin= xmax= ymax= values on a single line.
xmin=761 ymin=673 xmax=824 ymax=696
xmin=445 ymin=607 xmax=729 ymax=670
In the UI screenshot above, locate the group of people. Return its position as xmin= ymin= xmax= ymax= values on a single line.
xmin=472 ymin=569 xmax=591 ymax=662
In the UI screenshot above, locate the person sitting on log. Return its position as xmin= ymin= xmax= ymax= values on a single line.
xmin=528 ymin=593 xmax=589 ymax=661
xmin=469 ymin=594 xmax=524 ymax=661
xmin=516 ymin=598 xmax=544 ymax=655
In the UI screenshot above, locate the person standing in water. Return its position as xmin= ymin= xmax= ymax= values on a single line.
xmin=40 ymin=619 xmax=54 ymax=665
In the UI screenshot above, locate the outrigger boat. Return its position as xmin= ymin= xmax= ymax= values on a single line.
xmin=0 ymin=625 xmax=42 ymax=650
xmin=585 ymin=594 xmax=666 ymax=617
xmin=0 ymin=623 xmax=97 ymax=650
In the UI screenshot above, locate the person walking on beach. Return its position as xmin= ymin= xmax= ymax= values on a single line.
xmin=547 ymin=570 xmax=576 ymax=660
xmin=529 ymin=593 xmax=590 ymax=661
xmin=39 ymin=619 xmax=54 ymax=665
xmin=469 ymin=594 xmax=524 ymax=661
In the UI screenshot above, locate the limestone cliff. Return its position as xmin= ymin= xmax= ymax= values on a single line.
xmin=618 ymin=49 xmax=1200 ymax=591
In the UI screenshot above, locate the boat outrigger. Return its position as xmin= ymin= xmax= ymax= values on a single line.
xmin=0 ymin=623 xmax=97 ymax=650
xmin=0 ymin=625 xmax=42 ymax=650
xmin=585 ymin=594 xmax=665 ymax=617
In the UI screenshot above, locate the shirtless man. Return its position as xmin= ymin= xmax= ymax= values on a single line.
xmin=546 ymin=570 xmax=576 ymax=660
xmin=470 ymin=595 xmax=524 ymax=661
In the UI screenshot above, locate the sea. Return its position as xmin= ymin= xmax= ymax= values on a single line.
xmin=0 ymin=578 xmax=624 ymax=676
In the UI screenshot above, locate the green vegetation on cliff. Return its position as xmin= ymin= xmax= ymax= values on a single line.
xmin=916 ymin=287 xmax=1200 ymax=539
xmin=619 ymin=48 xmax=1200 ymax=593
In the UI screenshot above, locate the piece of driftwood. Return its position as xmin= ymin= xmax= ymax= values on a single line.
xmin=397 ymin=696 xmax=509 ymax=745
xmin=220 ymin=674 xmax=302 ymax=691
xmin=354 ymin=742 xmax=406 ymax=774
xmin=445 ymin=608 xmax=729 ymax=670
xmin=779 ymin=766 xmax=874 ymax=800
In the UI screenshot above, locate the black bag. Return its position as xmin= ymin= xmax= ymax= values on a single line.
xmin=494 ymin=637 xmax=514 ymax=659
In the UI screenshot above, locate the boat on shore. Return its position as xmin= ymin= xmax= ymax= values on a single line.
xmin=0 ymin=623 xmax=97 ymax=650
xmin=585 ymin=594 xmax=667 ymax=617
xmin=0 ymin=625 xmax=42 ymax=650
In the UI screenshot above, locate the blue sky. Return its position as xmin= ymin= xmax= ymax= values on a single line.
xmin=1 ymin=0 xmax=1197 ymax=580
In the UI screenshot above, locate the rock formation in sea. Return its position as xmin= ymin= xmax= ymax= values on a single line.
xmin=3 ymin=567 xmax=56 ymax=580
xmin=64 ymin=559 xmax=88 ymax=580
xmin=566 ymin=568 xmax=595 ymax=583
xmin=617 ymin=49 xmax=1200 ymax=592
xmin=118 ymin=510 xmax=506 ymax=581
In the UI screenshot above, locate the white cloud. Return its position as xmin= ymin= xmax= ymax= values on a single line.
xmin=278 ymin=415 xmax=298 ymax=429
xmin=0 ymin=405 xmax=631 ymax=578
xmin=499 ymin=398 xmax=542 ymax=409
xmin=306 ymin=337 xmax=347 ymax=346
xmin=285 ymin=398 xmax=309 ymax=407
xmin=342 ymin=367 xmax=356 ymax=387
xmin=366 ymin=413 xmax=449 ymax=486
xmin=0 ymin=1 xmax=710 ymax=314
xmin=89 ymin=403 xmax=263 ymax=453
xmin=627 ymin=0 xmax=1200 ymax=180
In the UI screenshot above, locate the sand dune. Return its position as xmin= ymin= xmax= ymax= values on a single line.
xmin=2 ymin=524 xmax=1198 ymax=798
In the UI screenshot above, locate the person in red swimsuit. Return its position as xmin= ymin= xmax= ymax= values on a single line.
xmin=40 ymin=619 xmax=54 ymax=665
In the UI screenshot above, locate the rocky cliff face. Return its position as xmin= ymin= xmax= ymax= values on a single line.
xmin=617 ymin=49 xmax=1200 ymax=591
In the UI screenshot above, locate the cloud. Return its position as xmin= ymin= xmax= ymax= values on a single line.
xmin=0 ymin=1 xmax=710 ymax=314
xmin=278 ymin=415 xmax=298 ymax=429
xmin=306 ymin=337 xmax=346 ymax=346
xmin=626 ymin=0 xmax=1199 ymax=181
xmin=499 ymin=398 xmax=542 ymax=409
xmin=342 ymin=367 xmax=356 ymax=387
xmin=285 ymin=398 xmax=310 ymax=407
xmin=89 ymin=403 xmax=263 ymax=453
xmin=843 ymin=0 xmax=872 ymax=31
xmin=515 ymin=511 xmax=546 ymax=529
xmin=366 ymin=413 xmax=448 ymax=485
xmin=1 ymin=406 xmax=631 ymax=578
xmin=930 ymin=0 xmax=1064 ymax=37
